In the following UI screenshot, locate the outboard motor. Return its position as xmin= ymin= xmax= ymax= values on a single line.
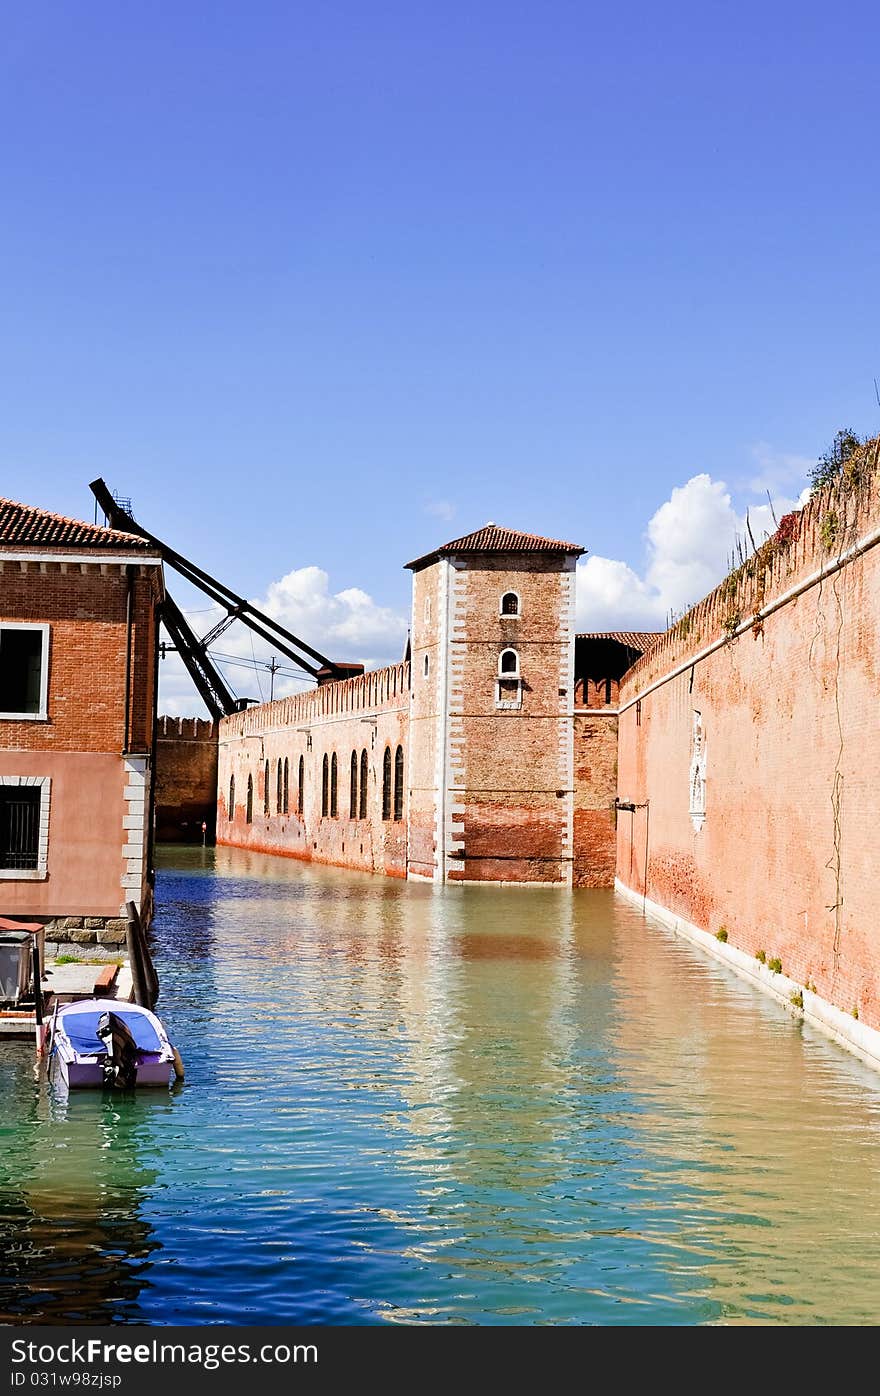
xmin=96 ymin=1011 xmax=139 ymax=1090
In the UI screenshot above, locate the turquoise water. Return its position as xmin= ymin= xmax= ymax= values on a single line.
xmin=3 ymin=845 xmax=880 ymax=1326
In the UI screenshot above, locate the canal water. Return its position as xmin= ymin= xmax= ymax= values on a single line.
xmin=3 ymin=846 xmax=880 ymax=1326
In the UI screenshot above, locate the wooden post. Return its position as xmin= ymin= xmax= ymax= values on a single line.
xmin=31 ymin=937 xmax=43 ymax=1057
xmin=126 ymin=905 xmax=148 ymax=1008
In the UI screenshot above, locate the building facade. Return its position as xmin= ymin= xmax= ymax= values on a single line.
xmin=216 ymin=525 xmax=655 ymax=886
xmin=0 ymin=498 xmax=163 ymax=948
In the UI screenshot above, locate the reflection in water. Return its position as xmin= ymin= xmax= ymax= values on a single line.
xmin=2 ymin=847 xmax=880 ymax=1325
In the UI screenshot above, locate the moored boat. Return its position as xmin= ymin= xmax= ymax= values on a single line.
xmin=50 ymin=998 xmax=182 ymax=1090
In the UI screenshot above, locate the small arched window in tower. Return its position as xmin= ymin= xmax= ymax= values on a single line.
xmin=330 ymin=753 xmax=338 ymax=817
xmin=359 ymin=748 xmax=368 ymax=819
xmin=264 ymin=761 xmax=270 ymax=817
xmin=393 ymin=745 xmax=404 ymax=821
xmin=297 ymin=755 xmax=305 ymax=814
xmin=496 ymin=648 xmax=523 ymax=710
xmin=350 ymin=750 xmax=358 ymax=818
xmin=382 ymin=746 xmax=392 ymax=820
xmin=501 ymin=591 xmax=520 ymax=617
xmin=228 ymin=775 xmax=235 ymax=820
xmin=246 ymin=774 xmax=253 ymax=824
xmin=277 ymin=759 xmax=283 ymax=813
xmin=283 ymin=758 xmax=289 ymax=814
xmin=321 ymin=754 xmax=329 ymax=817
xmin=424 ymin=654 xmax=429 ymax=679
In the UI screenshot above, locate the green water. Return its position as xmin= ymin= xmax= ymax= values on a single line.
xmin=2 ymin=845 xmax=880 ymax=1325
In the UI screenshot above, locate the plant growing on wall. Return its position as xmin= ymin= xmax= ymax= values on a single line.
xmin=810 ymin=428 xmax=863 ymax=494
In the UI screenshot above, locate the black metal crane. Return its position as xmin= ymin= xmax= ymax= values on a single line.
xmin=90 ymin=479 xmax=360 ymax=720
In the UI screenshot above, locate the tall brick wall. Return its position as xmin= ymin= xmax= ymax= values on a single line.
xmin=410 ymin=552 xmax=577 ymax=884
xmin=572 ymin=713 xmax=618 ymax=886
xmin=617 ymin=438 xmax=880 ymax=1028
xmin=216 ymin=662 xmax=409 ymax=877
xmin=155 ymin=716 xmax=218 ymax=841
xmin=0 ymin=554 xmax=162 ymax=929
xmin=0 ymin=560 xmax=159 ymax=753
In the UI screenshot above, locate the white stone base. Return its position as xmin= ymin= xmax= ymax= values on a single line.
xmin=614 ymin=878 xmax=880 ymax=1077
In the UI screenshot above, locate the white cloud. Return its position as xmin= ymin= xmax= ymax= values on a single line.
xmin=158 ymin=565 xmax=408 ymax=716
xmin=576 ymin=469 xmax=804 ymax=633
xmin=424 ymin=498 xmax=456 ymax=522
xmin=747 ymin=442 xmax=814 ymax=495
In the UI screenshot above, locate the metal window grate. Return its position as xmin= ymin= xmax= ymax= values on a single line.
xmin=0 ymin=789 xmax=40 ymax=869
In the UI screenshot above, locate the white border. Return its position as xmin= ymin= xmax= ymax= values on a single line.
xmin=0 ymin=622 xmax=50 ymax=721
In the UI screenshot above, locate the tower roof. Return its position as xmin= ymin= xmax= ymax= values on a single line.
xmin=0 ymin=497 xmax=155 ymax=551
xmin=406 ymin=523 xmax=585 ymax=570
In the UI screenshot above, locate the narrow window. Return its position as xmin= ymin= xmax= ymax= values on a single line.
xmin=277 ymin=758 xmax=283 ymax=813
xmin=297 ymin=756 xmax=304 ymax=815
xmin=283 ymin=758 xmax=289 ymax=814
xmin=246 ymin=774 xmax=253 ymax=824
xmin=499 ymin=648 xmax=519 ymax=675
xmin=359 ymin=749 xmax=368 ymax=820
xmin=501 ymin=592 xmax=519 ymax=616
xmin=393 ymin=745 xmax=404 ymax=821
xmin=229 ymin=775 xmax=235 ymax=819
xmin=321 ymin=754 xmax=329 ymax=817
xmin=0 ymin=626 xmax=47 ymax=717
xmin=350 ymin=750 xmax=358 ymax=818
xmin=636 ymin=699 xmax=642 ymax=728
xmin=424 ymin=654 xmax=429 ymax=678
xmin=605 ymin=678 xmax=612 ymax=705
xmin=382 ymin=746 xmax=392 ymax=821
xmin=0 ymin=787 xmax=40 ymax=869
xmin=330 ymin=753 xmax=338 ymax=817
xmin=264 ymin=761 xmax=270 ymax=816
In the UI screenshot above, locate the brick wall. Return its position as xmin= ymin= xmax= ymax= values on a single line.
xmin=572 ymin=713 xmax=617 ymax=886
xmin=0 ymin=553 xmax=161 ymax=927
xmin=217 ymin=663 xmax=410 ymax=877
xmin=617 ymin=438 xmax=880 ymax=1028
xmin=409 ymin=553 xmax=577 ymax=884
xmin=155 ymin=716 xmax=218 ymax=841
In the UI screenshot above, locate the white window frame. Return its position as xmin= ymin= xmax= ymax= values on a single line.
xmin=499 ymin=590 xmax=521 ymax=618
xmin=0 ymin=623 xmax=50 ymax=721
xmin=0 ymin=775 xmax=51 ymax=880
xmin=495 ymin=650 xmax=523 ymax=710
xmin=498 ymin=648 xmax=520 ymax=677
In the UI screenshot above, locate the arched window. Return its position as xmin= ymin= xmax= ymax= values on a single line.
xmin=382 ymin=746 xmax=392 ymax=821
xmin=501 ymin=591 xmax=520 ymax=616
xmin=321 ymin=754 xmax=329 ymax=817
xmin=283 ymin=758 xmax=289 ymax=814
xmin=330 ymin=753 xmax=338 ymax=817
xmin=393 ymin=745 xmax=404 ymax=821
xmin=499 ymin=648 xmax=519 ymax=675
xmin=424 ymin=654 xmax=429 ymax=678
xmin=350 ymin=750 xmax=358 ymax=818
xmin=297 ymin=755 xmax=304 ymax=815
xmin=228 ymin=775 xmax=235 ymax=820
xmin=246 ymin=774 xmax=253 ymax=824
xmin=277 ymin=759 xmax=283 ymax=813
xmin=359 ymin=749 xmax=368 ymax=820
xmin=264 ymin=761 xmax=270 ymax=816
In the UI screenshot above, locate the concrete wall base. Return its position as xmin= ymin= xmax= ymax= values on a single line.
xmin=614 ymin=878 xmax=880 ymax=1077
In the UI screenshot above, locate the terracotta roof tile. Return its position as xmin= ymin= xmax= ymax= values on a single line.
xmin=0 ymin=497 xmax=153 ymax=551
xmin=577 ymin=631 xmax=661 ymax=652
xmin=406 ymin=523 xmax=584 ymax=570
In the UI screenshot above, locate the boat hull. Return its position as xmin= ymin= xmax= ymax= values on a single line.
xmin=60 ymin=1056 xmax=174 ymax=1089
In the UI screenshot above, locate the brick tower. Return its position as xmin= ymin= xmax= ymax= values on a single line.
xmin=406 ymin=525 xmax=584 ymax=883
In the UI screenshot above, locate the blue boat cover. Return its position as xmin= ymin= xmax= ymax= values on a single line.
xmin=60 ymin=1008 xmax=163 ymax=1056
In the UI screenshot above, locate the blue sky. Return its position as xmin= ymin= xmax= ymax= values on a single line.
xmin=2 ymin=3 xmax=878 ymax=708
